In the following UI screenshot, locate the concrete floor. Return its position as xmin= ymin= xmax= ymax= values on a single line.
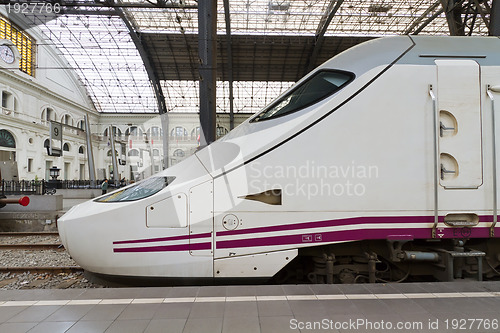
xmin=1 ymin=281 xmax=499 ymax=333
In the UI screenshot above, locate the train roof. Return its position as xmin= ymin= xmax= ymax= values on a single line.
xmin=318 ymin=35 xmax=500 ymax=79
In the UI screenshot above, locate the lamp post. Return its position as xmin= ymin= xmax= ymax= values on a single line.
xmin=47 ymin=166 xmax=62 ymax=193
xmin=49 ymin=166 xmax=60 ymax=181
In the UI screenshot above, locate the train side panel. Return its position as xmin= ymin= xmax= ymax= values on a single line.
xmin=212 ymin=60 xmax=500 ymax=264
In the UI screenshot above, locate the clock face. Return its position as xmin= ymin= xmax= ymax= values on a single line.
xmin=0 ymin=45 xmax=15 ymax=64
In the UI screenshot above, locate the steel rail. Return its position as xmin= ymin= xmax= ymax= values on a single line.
xmin=0 ymin=244 xmax=63 ymax=250
xmin=0 ymin=232 xmax=59 ymax=236
xmin=0 ymin=267 xmax=83 ymax=274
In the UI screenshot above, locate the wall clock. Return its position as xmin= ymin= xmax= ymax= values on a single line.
xmin=0 ymin=45 xmax=15 ymax=64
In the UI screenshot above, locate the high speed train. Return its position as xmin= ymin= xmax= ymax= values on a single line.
xmin=59 ymin=35 xmax=500 ymax=284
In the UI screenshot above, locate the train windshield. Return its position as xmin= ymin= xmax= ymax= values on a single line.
xmin=95 ymin=176 xmax=175 ymax=202
xmin=252 ymin=70 xmax=354 ymax=122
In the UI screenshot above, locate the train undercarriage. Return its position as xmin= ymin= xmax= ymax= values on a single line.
xmin=275 ymin=238 xmax=500 ymax=284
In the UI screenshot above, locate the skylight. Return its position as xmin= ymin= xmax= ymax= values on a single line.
xmin=12 ymin=0 xmax=492 ymax=115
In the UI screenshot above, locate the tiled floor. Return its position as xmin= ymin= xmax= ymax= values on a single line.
xmin=0 ymin=281 xmax=500 ymax=332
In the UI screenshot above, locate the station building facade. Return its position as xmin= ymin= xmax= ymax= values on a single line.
xmin=0 ymin=14 xmax=251 ymax=182
xmin=95 ymin=112 xmax=250 ymax=181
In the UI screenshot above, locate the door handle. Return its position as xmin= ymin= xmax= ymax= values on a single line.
xmin=440 ymin=163 xmax=456 ymax=180
xmin=440 ymin=121 xmax=455 ymax=137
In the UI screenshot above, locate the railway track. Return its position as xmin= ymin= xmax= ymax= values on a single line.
xmin=0 ymin=232 xmax=59 ymax=236
xmin=0 ymin=231 xmax=83 ymax=279
xmin=0 ymin=233 xmax=98 ymax=290
xmin=0 ymin=244 xmax=64 ymax=250
xmin=0 ymin=266 xmax=83 ymax=274
xmin=0 ymin=232 xmax=63 ymax=250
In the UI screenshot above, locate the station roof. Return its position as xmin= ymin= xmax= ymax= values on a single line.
xmin=13 ymin=0 xmax=494 ymax=114
xmin=143 ymin=33 xmax=373 ymax=82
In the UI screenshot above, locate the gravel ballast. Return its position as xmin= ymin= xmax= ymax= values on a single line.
xmin=0 ymin=235 xmax=104 ymax=289
xmin=0 ymin=271 xmax=103 ymax=290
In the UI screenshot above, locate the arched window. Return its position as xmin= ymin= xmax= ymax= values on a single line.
xmin=63 ymin=142 xmax=70 ymax=152
xmin=170 ymin=126 xmax=187 ymax=139
xmin=61 ymin=114 xmax=74 ymax=126
xmin=125 ymin=126 xmax=142 ymax=137
xmin=78 ymin=146 xmax=85 ymax=154
xmin=147 ymin=127 xmax=162 ymax=138
xmin=128 ymin=149 xmax=139 ymax=157
xmin=1 ymin=93 xmax=19 ymax=116
xmin=216 ymin=126 xmax=228 ymax=138
xmin=2 ymin=91 xmax=12 ymax=110
xmin=173 ymin=149 xmax=185 ymax=157
xmin=103 ymin=126 xmax=122 ymax=137
xmin=43 ymin=139 xmax=50 ymax=155
xmin=191 ymin=127 xmax=201 ymax=140
xmin=41 ymin=107 xmax=56 ymax=122
xmin=153 ymin=149 xmax=160 ymax=157
xmin=0 ymin=129 xmax=15 ymax=148
xmin=77 ymin=120 xmax=85 ymax=130
xmin=107 ymin=149 xmax=118 ymax=157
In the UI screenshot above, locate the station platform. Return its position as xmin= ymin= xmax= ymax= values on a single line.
xmin=1 ymin=281 xmax=500 ymax=333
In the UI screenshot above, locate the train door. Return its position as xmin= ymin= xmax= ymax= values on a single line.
xmin=188 ymin=180 xmax=214 ymax=256
xmin=432 ymin=59 xmax=483 ymax=234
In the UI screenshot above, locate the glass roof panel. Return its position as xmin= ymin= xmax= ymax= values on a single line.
xmin=15 ymin=0 xmax=492 ymax=115
xmin=38 ymin=14 xmax=158 ymax=113
xmin=126 ymin=0 xmax=491 ymax=36
xmin=163 ymin=80 xmax=294 ymax=114
xmin=326 ymin=0 xmax=489 ymax=36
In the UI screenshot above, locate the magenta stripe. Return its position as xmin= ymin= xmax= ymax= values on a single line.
xmin=216 ymin=215 xmax=434 ymax=237
xmin=113 ymin=232 xmax=211 ymax=245
xmin=114 ymin=242 xmax=211 ymax=253
xmin=217 ymin=215 xmax=495 ymax=237
xmin=480 ymin=215 xmax=494 ymax=222
xmin=216 ymin=226 xmax=496 ymax=249
xmin=112 ymin=215 xmax=496 ymax=249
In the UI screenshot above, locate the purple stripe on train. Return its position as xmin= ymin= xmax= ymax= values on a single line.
xmin=216 ymin=215 xmax=495 ymax=237
xmin=113 ymin=232 xmax=212 ymax=245
xmin=216 ymin=215 xmax=434 ymax=237
xmin=114 ymin=242 xmax=211 ymax=253
xmin=112 ymin=215 xmax=497 ymax=252
xmin=216 ymin=226 xmax=494 ymax=249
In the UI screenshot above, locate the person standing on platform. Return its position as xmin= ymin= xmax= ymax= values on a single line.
xmin=101 ymin=179 xmax=109 ymax=195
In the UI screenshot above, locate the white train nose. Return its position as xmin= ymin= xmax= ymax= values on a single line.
xmin=57 ymin=176 xmax=213 ymax=279
xmin=58 ymin=198 xmax=133 ymax=262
